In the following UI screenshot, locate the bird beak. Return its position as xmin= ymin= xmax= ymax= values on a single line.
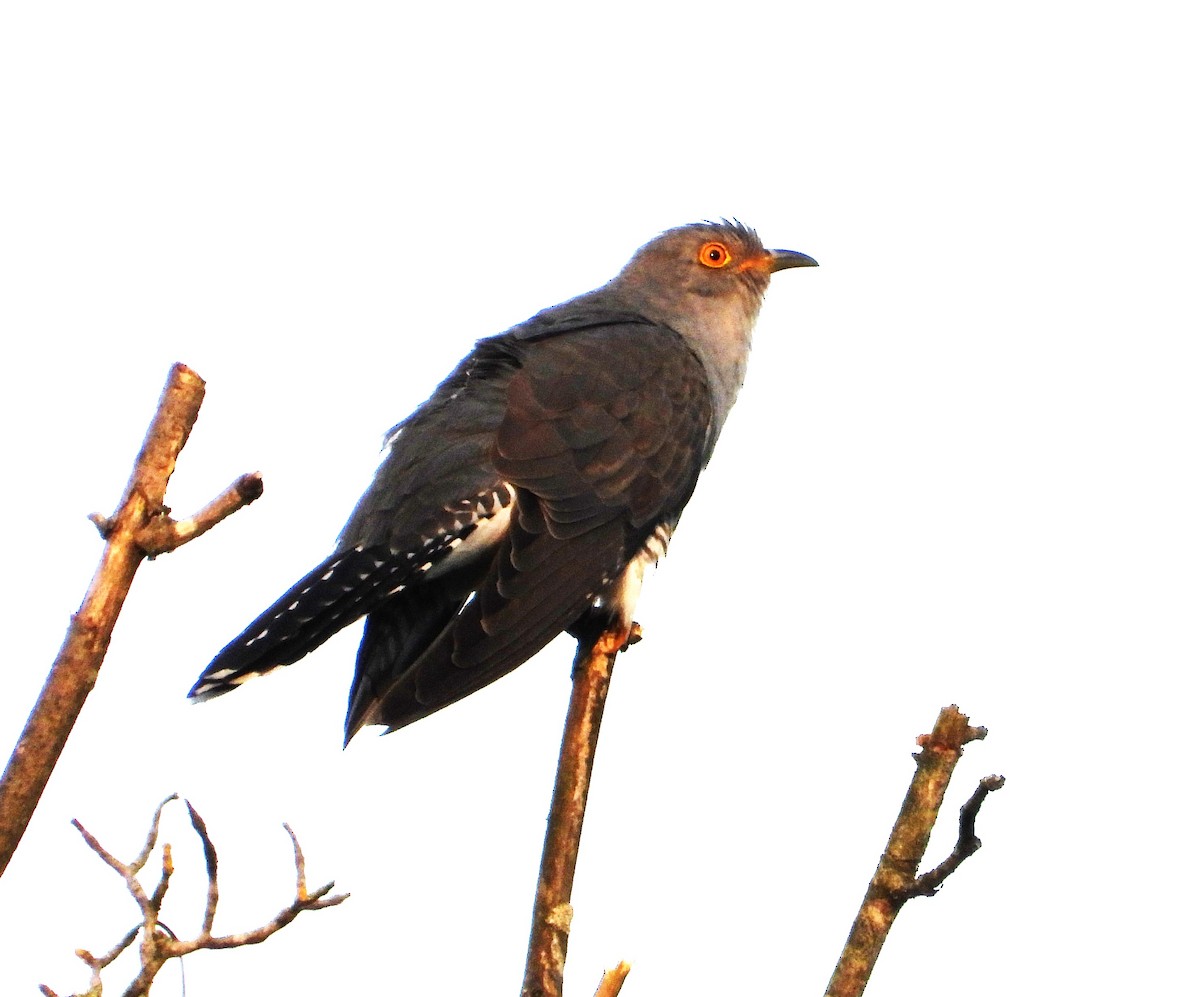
xmin=768 ymin=249 xmax=819 ymax=272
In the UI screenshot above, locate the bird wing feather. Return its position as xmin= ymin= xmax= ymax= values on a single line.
xmin=350 ymin=320 xmax=713 ymax=735
xmin=193 ymin=309 xmax=714 ymax=742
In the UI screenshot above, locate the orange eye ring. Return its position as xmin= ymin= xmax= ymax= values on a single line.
xmin=698 ymin=241 xmax=732 ymax=268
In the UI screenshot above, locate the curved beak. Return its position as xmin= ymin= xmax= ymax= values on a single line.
xmin=769 ymin=249 xmax=819 ymax=272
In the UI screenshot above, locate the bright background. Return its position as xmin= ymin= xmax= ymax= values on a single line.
xmin=1 ymin=3 xmax=1196 ymax=994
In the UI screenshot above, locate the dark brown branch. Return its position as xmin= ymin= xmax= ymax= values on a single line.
xmin=47 ymin=797 xmax=348 ymax=997
xmin=521 ymin=621 xmax=639 ymax=997
xmin=825 ymin=705 xmax=1004 ymax=997
xmin=897 ymin=774 xmax=1006 ymax=900
xmin=0 ymin=365 xmax=262 ymax=879
xmin=186 ymin=801 xmax=220 ymax=935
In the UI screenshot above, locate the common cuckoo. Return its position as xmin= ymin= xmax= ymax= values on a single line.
xmin=190 ymin=220 xmax=816 ymax=741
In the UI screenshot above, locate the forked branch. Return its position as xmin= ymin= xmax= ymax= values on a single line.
xmin=0 ymin=364 xmax=262 ymax=879
xmin=825 ymin=705 xmax=1005 ymax=997
xmin=40 ymin=795 xmax=348 ymax=997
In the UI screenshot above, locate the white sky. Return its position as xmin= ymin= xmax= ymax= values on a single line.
xmin=1 ymin=2 xmax=1196 ymax=994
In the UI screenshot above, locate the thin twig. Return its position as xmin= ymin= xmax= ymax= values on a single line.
xmin=898 ymin=774 xmax=1006 ymax=900
xmin=186 ymin=801 xmax=221 ymax=935
xmin=146 ymin=842 xmax=174 ymax=911
xmin=825 ymin=705 xmax=1004 ymax=997
xmin=521 ymin=621 xmax=639 ymax=997
xmin=284 ymin=823 xmax=310 ymax=900
xmin=81 ymin=923 xmax=141 ymax=977
xmin=132 ymin=795 xmax=179 ymax=874
xmin=70 ymin=820 xmax=128 ymax=878
xmin=0 ymin=365 xmax=262 ymax=879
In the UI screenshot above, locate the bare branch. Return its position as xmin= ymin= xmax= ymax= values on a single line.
xmin=593 ymin=961 xmax=631 ymax=997
xmin=0 ymin=365 xmax=261 ymax=879
xmin=136 ymin=472 xmax=264 ymax=555
xmin=285 ymin=823 xmax=309 ymax=900
xmin=825 ymin=705 xmax=1004 ymax=997
xmin=132 ymin=794 xmax=179 ymax=874
xmin=72 ymin=812 xmax=169 ymax=933
xmin=186 ymin=800 xmax=221 ymax=935
xmin=521 ymin=620 xmax=640 ymax=997
xmin=184 ymin=819 xmax=348 ymax=952
xmin=71 ymin=819 xmax=129 ymax=879
xmin=43 ymin=797 xmax=347 ymax=997
xmin=192 ymin=878 xmax=348 ymax=951
xmin=146 ymin=842 xmax=174 ymax=911
xmin=84 ymin=924 xmax=141 ymax=974
xmin=899 ymin=774 xmax=1006 ymax=899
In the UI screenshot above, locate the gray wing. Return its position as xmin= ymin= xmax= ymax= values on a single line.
xmin=190 ymin=313 xmax=714 ymax=743
xmin=347 ymin=320 xmax=713 ymax=737
xmin=188 ymin=338 xmax=521 ymax=704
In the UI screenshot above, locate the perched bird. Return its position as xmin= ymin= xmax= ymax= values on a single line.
xmin=190 ymin=221 xmax=816 ymax=742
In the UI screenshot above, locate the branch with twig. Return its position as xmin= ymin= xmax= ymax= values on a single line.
xmin=895 ymin=773 xmax=1007 ymax=902
xmin=39 ymin=795 xmax=348 ymax=997
xmin=0 ymin=363 xmax=262 ymax=878
xmin=521 ymin=621 xmax=640 ymax=997
xmin=825 ymin=705 xmax=1005 ymax=997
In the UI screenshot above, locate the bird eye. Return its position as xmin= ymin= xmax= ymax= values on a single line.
xmin=698 ymin=242 xmax=732 ymax=268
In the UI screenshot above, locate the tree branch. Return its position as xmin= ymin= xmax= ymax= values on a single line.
xmin=592 ymin=961 xmax=631 ymax=997
xmin=521 ymin=621 xmax=639 ymax=997
xmin=825 ymin=705 xmax=1004 ymax=997
xmin=896 ymin=773 xmax=1007 ymax=901
xmin=0 ymin=364 xmax=262 ymax=878
xmin=131 ymin=472 xmax=264 ymax=556
xmin=45 ymin=797 xmax=348 ymax=997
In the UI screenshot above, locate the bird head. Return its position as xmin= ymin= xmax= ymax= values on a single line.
xmin=606 ymin=220 xmax=817 ymax=435
xmin=612 ymin=219 xmax=817 ymax=319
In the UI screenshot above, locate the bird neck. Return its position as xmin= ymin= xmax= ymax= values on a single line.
xmin=604 ymin=282 xmax=761 ymax=448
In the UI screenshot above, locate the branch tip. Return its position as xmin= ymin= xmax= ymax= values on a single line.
xmin=87 ymin=512 xmax=114 ymax=538
xmin=237 ymin=471 xmax=265 ymax=501
xmin=594 ymin=961 xmax=632 ymax=997
xmin=284 ymin=822 xmax=309 ymax=899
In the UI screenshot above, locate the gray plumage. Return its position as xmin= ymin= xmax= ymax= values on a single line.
xmin=189 ymin=221 xmax=816 ymax=742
